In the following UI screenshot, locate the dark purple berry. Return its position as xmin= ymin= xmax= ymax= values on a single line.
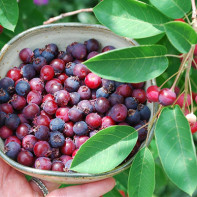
xmin=33 ymin=48 xmax=42 ymax=58
xmin=58 ymin=51 xmax=73 ymax=63
xmin=138 ymin=104 xmax=151 ymax=121
xmin=15 ymin=80 xmax=30 ymax=96
xmin=95 ymin=97 xmax=110 ymax=113
xmin=84 ymin=38 xmax=99 ymax=52
xmin=32 ymin=57 xmax=47 ymax=72
xmin=73 ymin=121 xmax=88 ymax=136
xmin=64 ymin=76 xmax=80 ymax=92
xmin=0 ymin=89 xmax=10 ymax=103
xmin=65 ymin=62 xmax=76 ymax=76
xmin=69 ymin=92 xmax=81 ymax=105
xmin=0 ymin=111 xmax=6 ymax=127
xmin=11 ymin=94 xmax=26 ymax=110
xmin=108 ymin=104 xmax=127 ymax=122
xmin=68 ymin=107 xmax=83 ymax=122
xmin=134 ymin=124 xmax=147 ymax=142
xmin=125 ymin=97 xmax=138 ymax=109
xmin=126 ymin=109 xmax=140 ymax=126
xmin=72 ymin=43 xmax=87 ymax=59
xmin=96 ymin=87 xmax=109 ymax=98
xmin=87 ymin=51 xmax=99 ymax=59
xmin=78 ymin=100 xmax=93 ymax=115
xmin=108 ymin=93 xmax=124 ymax=106
xmin=22 ymin=64 xmax=36 ymax=80
xmin=50 ymin=118 xmax=65 ymax=132
xmin=102 ymin=79 xmax=115 ymax=93
xmin=102 ymin=45 xmax=115 ymax=52
xmin=0 ymin=77 xmax=14 ymax=94
xmin=50 ymin=131 xmax=65 ymax=148
xmin=5 ymin=114 xmax=20 ymax=131
xmin=5 ymin=141 xmax=21 ymax=159
xmin=77 ymin=85 xmax=91 ymax=100
xmin=34 ymin=125 xmax=50 ymax=141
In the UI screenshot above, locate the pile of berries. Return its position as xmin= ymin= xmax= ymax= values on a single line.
xmin=146 ymin=85 xmax=197 ymax=134
xmin=0 ymin=39 xmax=151 ymax=171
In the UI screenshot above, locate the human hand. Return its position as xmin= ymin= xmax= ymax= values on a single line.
xmin=0 ymin=158 xmax=115 ymax=197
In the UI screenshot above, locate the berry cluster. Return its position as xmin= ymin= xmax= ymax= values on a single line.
xmin=0 ymin=39 xmax=151 ymax=171
xmin=146 ymin=85 xmax=197 ymax=134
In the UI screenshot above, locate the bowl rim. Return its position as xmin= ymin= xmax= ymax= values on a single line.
xmin=0 ymin=23 xmax=156 ymax=178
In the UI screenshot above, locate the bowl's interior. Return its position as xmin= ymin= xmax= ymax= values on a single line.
xmin=0 ymin=23 xmax=155 ymax=184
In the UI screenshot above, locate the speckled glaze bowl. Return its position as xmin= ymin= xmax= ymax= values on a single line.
xmin=0 ymin=23 xmax=157 ymax=184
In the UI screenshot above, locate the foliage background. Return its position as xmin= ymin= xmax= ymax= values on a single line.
xmin=0 ymin=0 xmax=196 ymax=196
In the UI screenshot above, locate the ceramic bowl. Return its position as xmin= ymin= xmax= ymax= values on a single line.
xmin=0 ymin=23 xmax=157 ymax=184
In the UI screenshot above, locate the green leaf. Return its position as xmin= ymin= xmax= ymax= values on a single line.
xmin=164 ymin=21 xmax=197 ymax=53
xmin=103 ymin=187 xmax=122 ymax=197
xmin=84 ymin=45 xmax=168 ymax=83
xmin=70 ymin=126 xmax=138 ymax=173
xmin=136 ymin=33 xmax=165 ymax=45
xmin=114 ymin=168 xmax=129 ymax=190
xmin=0 ymin=0 xmax=19 ymax=31
xmin=93 ymin=0 xmax=170 ymax=39
xmin=150 ymin=0 xmax=191 ymax=19
xmin=155 ymin=105 xmax=197 ymax=196
xmin=128 ymin=147 xmax=155 ymax=197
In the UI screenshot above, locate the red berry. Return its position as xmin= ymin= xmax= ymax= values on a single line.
xmin=40 ymin=65 xmax=55 ymax=81
xmin=17 ymin=150 xmax=34 ymax=167
xmin=175 ymin=93 xmax=191 ymax=107
xmin=33 ymin=141 xmax=51 ymax=157
xmin=0 ymin=126 xmax=13 ymax=139
xmin=174 ymin=86 xmax=180 ymax=96
xmin=0 ymin=103 xmax=14 ymax=114
xmin=132 ymin=89 xmax=146 ymax=103
xmin=174 ymin=18 xmax=185 ymax=22
xmin=101 ymin=116 xmax=115 ymax=129
xmin=6 ymin=68 xmax=22 ymax=81
xmin=42 ymin=94 xmax=55 ymax=103
xmin=0 ymin=25 xmax=4 ymax=34
xmin=58 ymin=73 xmax=68 ymax=84
xmin=29 ymin=78 xmax=44 ymax=92
xmin=116 ymin=84 xmax=132 ymax=97
xmin=191 ymin=122 xmax=197 ymax=134
xmin=146 ymin=85 xmax=160 ymax=103
xmin=130 ymin=82 xmax=144 ymax=89
xmin=33 ymin=115 xmax=50 ymax=127
xmin=60 ymin=138 xmax=75 ymax=156
xmin=195 ymin=95 xmax=197 ymax=104
xmin=56 ymin=107 xmax=70 ymax=122
xmin=85 ymin=113 xmax=102 ymax=129
xmin=5 ymin=136 xmax=21 ymax=146
xmin=42 ymin=100 xmax=58 ymax=115
xmin=35 ymin=157 xmax=52 ymax=170
xmin=85 ymin=73 xmax=101 ymax=89
xmin=74 ymin=135 xmax=89 ymax=149
xmin=159 ymin=88 xmax=176 ymax=106
xmin=50 ymin=59 xmax=65 ymax=75
xmin=27 ymin=90 xmax=42 ymax=105
xmin=72 ymin=149 xmax=79 ymax=158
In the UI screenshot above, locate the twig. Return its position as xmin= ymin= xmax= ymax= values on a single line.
xmin=165 ymin=54 xmax=183 ymax=58
xmin=44 ymin=8 xmax=93 ymax=25
xmin=171 ymin=52 xmax=191 ymax=91
xmin=188 ymin=77 xmax=194 ymax=113
xmin=182 ymin=46 xmax=194 ymax=111
xmin=192 ymin=0 xmax=197 ymax=19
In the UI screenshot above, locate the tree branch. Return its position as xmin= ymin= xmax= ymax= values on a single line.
xmin=44 ymin=8 xmax=93 ymax=25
